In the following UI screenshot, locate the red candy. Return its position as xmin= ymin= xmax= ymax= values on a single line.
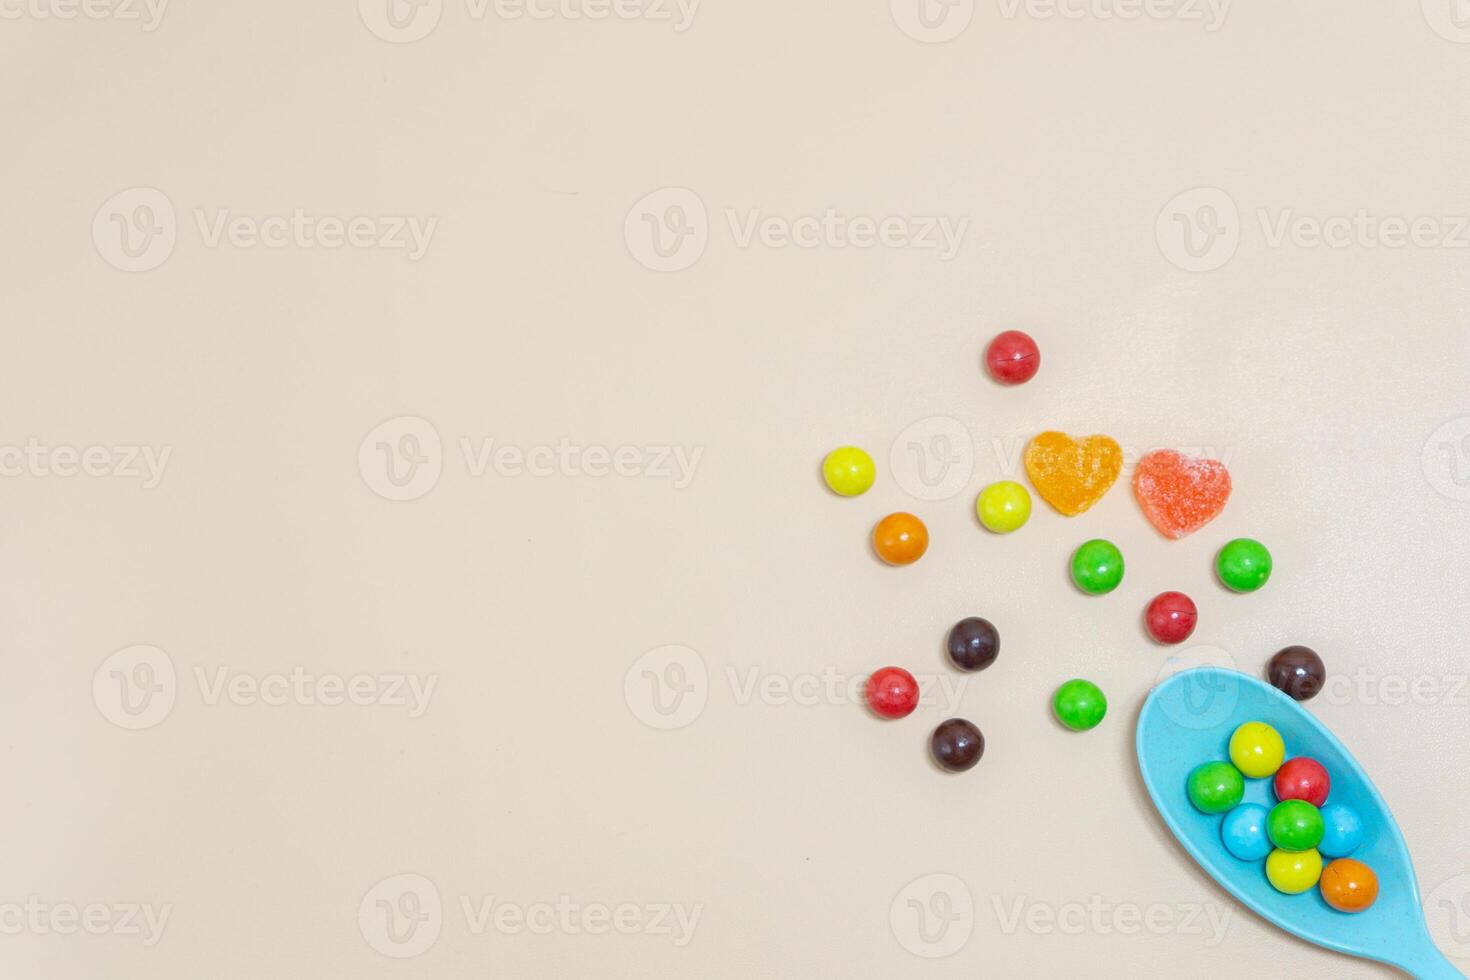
xmin=1275 ymin=757 xmax=1331 ymax=807
xmin=865 ymin=667 xmax=919 ymax=719
xmin=1132 ymin=449 xmax=1231 ymax=539
xmin=1145 ymin=591 xmax=1197 ymax=644
xmin=985 ymin=330 xmax=1040 ymax=385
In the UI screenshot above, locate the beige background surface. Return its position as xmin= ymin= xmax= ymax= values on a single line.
xmin=3 ymin=0 xmax=1470 ymax=977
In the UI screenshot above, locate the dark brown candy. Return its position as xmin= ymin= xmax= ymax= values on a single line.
xmin=946 ymin=617 xmax=999 ymax=672
xmin=1267 ymin=646 xmax=1326 ymax=701
xmin=930 ymin=718 xmax=984 ymax=772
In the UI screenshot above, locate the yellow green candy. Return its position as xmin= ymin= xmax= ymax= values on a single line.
xmin=1266 ymin=847 xmax=1323 ymax=894
xmin=1228 ymin=721 xmax=1285 ymax=779
xmin=976 ymin=480 xmax=1032 ymax=533
xmin=822 ymin=446 xmax=875 ymax=497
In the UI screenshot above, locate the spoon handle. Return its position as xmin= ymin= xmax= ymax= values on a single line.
xmin=1397 ymin=943 xmax=1465 ymax=979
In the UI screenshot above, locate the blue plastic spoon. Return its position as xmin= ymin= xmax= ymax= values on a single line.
xmin=1136 ymin=666 xmax=1464 ymax=978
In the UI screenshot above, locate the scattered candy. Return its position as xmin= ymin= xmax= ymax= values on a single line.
xmin=1023 ymin=431 xmax=1123 ymax=516
xmin=1266 ymin=847 xmax=1323 ymax=894
xmin=975 ymin=480 xmax=1032 ymax=533
xmin=930 ymin=718 xmax=985 ymax=771
xmin=1268 ymin=800 xmax=1325 ymax=852
xmin=1188 ymin=761 xmax=1245 ymax=814
xmin=822 ymin=446 xmax=875 ymax=497
xmin=946 ymin=617 xmax=999 ymax=672
xmin=1267 ymin=646 xmax=1326 ymax=701
xmin=1319 ymin=803 xmax=1365 ymax=858
xmin=1132 ymin=449 xmax=1232 ymax=539
xmin=1052 ymin=679 xmax=1107 ymax=731
xmin=1070 ymin=539 xmax=1124 ymax=595
xmin=873 ymin=512 xmax=928 ymax=565
xmin=865 ymin=667 xmax=919 ymax=719
xmin=1275 ymin=757 xmax=1330 ymax=807
xmin=984 ymin=330 xmax=1040 ymax=385
xmin=1145 ymin=591 xmax=1197 ymax=644
xmin=1216 ymin=538 xmax=1272 ymax=592
xmin=1320 ymin=858 xmax=1379 ymax=913
xmin=1221 ymin=804 xmax=1273 ymax=861
xmin=1229 ymin=721 xmax=1286 ymax=779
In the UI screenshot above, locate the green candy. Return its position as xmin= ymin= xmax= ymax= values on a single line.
xmin=1267 ymin=799 xmax=1324 ymax=852
xmin=1052 ymin=679 xmax=1107 ymax=731
xmin=1070 ymin=539 xmax=1124 ymax=595
xmin=1187 ymin=761 xmax=1245 ymax=814
xmin=1216 ymin=538 xmax=1272 ymax=592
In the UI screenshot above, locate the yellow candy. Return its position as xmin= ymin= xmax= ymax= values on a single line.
xmin=1229 ymin=721 xmax=1286 ymax=779
xmin=1023 ymin=431 xmax=1123 ymax=516
xmin=1266 ymin=847 xmax=1323 ymax=894
xmin=976 ymin=481 xmax=1031 ymax=533
xmin=822 ymin=446 xmax=875 ymax=497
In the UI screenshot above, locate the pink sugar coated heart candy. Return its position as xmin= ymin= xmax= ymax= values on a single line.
xmin=1132 ymin=449 xmax=1231 ymax=539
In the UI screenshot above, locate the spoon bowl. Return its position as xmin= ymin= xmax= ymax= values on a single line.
xmin=1136 ymin=666 xmax=1463 ymax=978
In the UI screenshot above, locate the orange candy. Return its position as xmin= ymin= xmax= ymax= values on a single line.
xmin=1023 ymin=431 xmax=1123 ymax=516
xmin=1320 ymin=858 xmax=1379 ymax=913
xmin=1133 ymin=449 xmax=1232 ymax=539
xmin=873 ymin=512 xmax=928 ymax=565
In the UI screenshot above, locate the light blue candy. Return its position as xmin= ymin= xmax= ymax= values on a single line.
xmin=1221 ymin=803 xmax=1272 ymax=861
xmin=1319 ymin=803 xmax=1365 ymax=858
